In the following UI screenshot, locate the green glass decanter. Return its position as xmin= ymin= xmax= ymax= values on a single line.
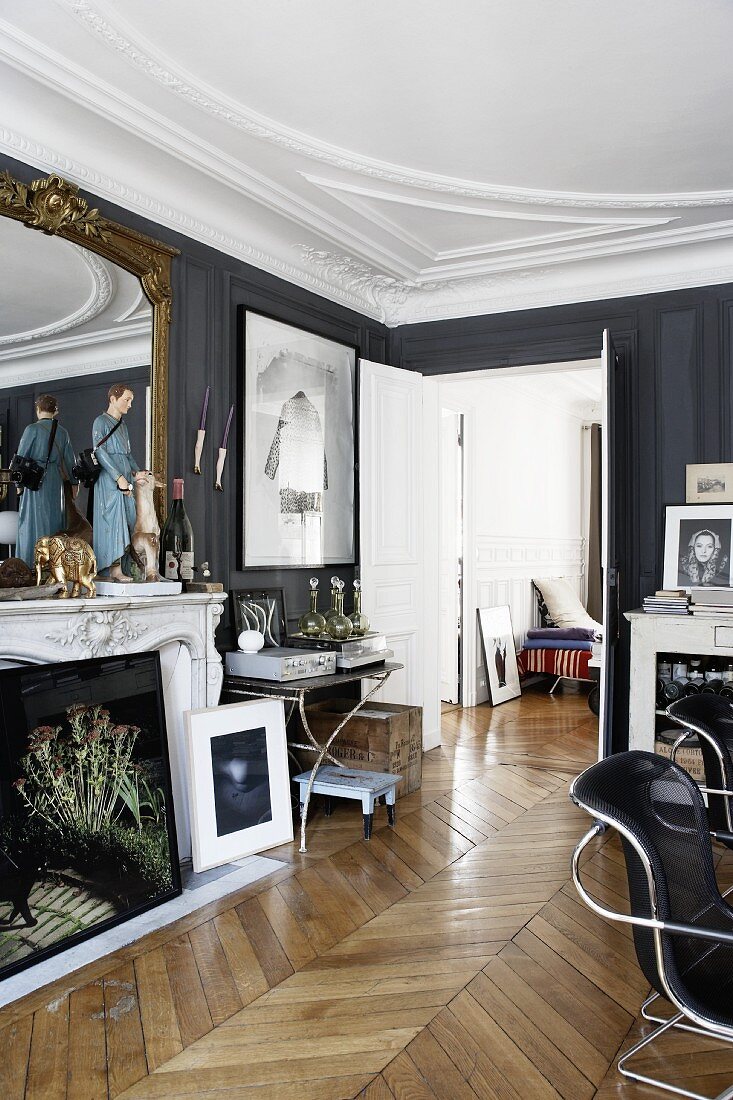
xmin=349 ymin=579 xmax=370 ymax=636
xmin=298 ymin=577 xmax=327 ymax=637
xmin=326 ymin=578 xmax=353 ymax=640
xmin=323 ymin=576 xmax=340 ymax=622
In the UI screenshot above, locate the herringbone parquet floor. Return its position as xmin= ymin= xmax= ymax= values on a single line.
xmin=3 ymin=687 xmax=732 ymax=1099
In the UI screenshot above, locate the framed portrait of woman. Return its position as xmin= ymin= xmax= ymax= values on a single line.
xmin=662 ymin=505 xmax=733 ymax=590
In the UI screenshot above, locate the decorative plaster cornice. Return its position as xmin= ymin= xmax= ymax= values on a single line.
xmin=63 ymin=0 xmax=733 ymax=212
xmin=0 ymin=353 xmax=145 ymax=390
xmin=298 ymin=246 xmax=552 ymax=326
xmin=0 ymin=320 xmax=151 ymax=363
xmin=0 ymin=247 xmax=113 ymax=345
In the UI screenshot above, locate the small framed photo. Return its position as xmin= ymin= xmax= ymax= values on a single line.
xmin=184 ymin=699 xmax=293 ymax=872
xmin=477 ymin=605 xmax=522 ymax=705
xmin=231 ymin=588 xmax=288 ymax=647
xmin=663 ymin=504 xmax=733 ymax=589
xmin=686 ymin=464 xmax=733 ymax=504
xmin=240 ymin=309 xmax=357 ymax=569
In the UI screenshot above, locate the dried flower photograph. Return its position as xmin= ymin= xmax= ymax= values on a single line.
xmin=0 ymin=653 xmax=179 ymax=980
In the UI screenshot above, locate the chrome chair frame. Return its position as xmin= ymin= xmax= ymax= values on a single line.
xmin=571 ymin=771 xmax=733 ymax=1100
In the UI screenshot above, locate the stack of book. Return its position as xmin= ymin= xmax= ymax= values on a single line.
xmin=643 ymin=589 xmax=690 ymax=614
xmin=689 ymin=589 xmax=733 ymax=617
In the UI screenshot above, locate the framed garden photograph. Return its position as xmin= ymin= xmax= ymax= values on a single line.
xmin=477 ymin=605 xmax=521 ymax=705
xmin=184 ymin=699 xmax=292 ymax=872
xmin=231 ymin=588 xmax=289 ymax=647
xmin=663 ymin=504 xmax=733 ymax=589
xmin=0 ymin=652 xmax=180 ymax=981
xmin=241 ymin=310 xmax=356 ymax=568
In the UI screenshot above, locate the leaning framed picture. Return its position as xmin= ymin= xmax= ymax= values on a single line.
xmin=663 ymin=504 xmax=733 ymax=589
xmin=477 ymin=605 xmax=522 ymax=705
xmin=240 ymin=309 xmax=357 ymax=568
xmin=0 ymin=652 xmax=180 ymax=981
xmin=184 ymin=699 xmax=292 ymax=872
xmin=231 ymin=588 xmax=289 ymax=647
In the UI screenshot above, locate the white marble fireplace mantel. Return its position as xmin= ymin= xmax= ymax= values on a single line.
xmin=0 ymin=591 xmax=226 ymax=859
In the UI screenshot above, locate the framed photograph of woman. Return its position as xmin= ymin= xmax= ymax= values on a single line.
xmin=240 ymin=310 xmax=357 ymax=569
xmin=662 ymin=505 xmax=733 ymax=589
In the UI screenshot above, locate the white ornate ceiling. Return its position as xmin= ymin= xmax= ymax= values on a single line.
xmin=2 ymin=1 xmax=732 ymax=325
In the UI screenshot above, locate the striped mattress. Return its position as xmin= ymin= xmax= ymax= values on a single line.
xmin=517 ymin=647 xmax=592 ymax=680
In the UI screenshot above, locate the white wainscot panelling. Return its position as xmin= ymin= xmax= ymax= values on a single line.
xmin=374 ymin=580 xmax=416 ymax=616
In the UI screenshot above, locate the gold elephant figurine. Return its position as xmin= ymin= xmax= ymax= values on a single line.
xmin=34 ymin=534 xmax=97 ymax=599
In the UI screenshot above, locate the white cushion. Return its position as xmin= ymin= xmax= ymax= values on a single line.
xmin=533 ymin=577 xmax=602 ymax=635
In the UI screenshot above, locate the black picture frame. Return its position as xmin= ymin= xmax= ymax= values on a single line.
xmin=240 ymin=309 xmax=357 ymax=569
xmin=662 ymin=504 xmax=733 ymax=590
xmin=0 ymin=651 xmax=180 ymax=981
xmin=231 ymin=588 xmax=289 ymax=647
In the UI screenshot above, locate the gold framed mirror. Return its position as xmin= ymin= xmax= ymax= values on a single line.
xmin=0 ymin=170 xmax=178 ymax=518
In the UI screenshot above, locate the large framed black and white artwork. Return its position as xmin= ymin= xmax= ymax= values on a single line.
xmin=241 ymin=310 xmax=356 ymax=568
xmin=185 ymin=699 xmax=292 ymax=872
xmin=477 ymin=605 xmax=522 ymax=706
xmin=0 ymin=652 xmax=180 ymax=981
xmin=663 ymin=504 xmax=733 ymax=589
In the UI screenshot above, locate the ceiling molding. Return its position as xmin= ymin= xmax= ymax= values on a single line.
xmin=62 ymin=0 xmax=733 ymax=211
xmin=0 ymin=320 xmax=152 ymax=363
xmin=0 ymin=352 xmax=145 ymax=390
xmin=0 ymin=247 xmax=113 ymax=345
xmin=0 ymin=129 xmax=384 ymax=320
xmin=0 ymin=16 xmax=417 ymax=274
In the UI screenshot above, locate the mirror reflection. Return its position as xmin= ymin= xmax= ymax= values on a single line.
xmin=0 ymin=213 xmax=152 ymax=533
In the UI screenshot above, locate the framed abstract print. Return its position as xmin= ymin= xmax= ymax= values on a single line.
xmin=184 ymin=699 xmax=292 ymax=872
xmin=0 ymin=652 xmax=180 ymax=981
xmin=241 ymin=310 xmax=356 ymax=568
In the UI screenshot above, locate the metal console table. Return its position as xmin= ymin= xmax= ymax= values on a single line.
xmin=222 ymin=661 xmax=403 ymax=852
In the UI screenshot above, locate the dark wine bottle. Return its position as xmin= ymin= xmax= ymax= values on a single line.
xmin=160 ymin=477 xmax=194 ymax=582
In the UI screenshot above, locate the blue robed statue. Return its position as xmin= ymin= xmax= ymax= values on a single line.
xmin=16 ymin=394 xmax=78 ymax=568
xmin=92 ymin=382 xmax=146 ymax=581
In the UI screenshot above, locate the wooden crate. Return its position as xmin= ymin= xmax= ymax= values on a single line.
xmin=655 ymin=727 xmax=704 ymax=782
xmin=300 ymin=699 xmax=422 ymax=799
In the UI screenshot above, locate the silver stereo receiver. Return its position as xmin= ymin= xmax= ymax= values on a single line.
xmin=225 ymin=647 xmax=336 ymax=682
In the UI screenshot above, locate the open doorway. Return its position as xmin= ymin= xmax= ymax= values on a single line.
xmin=437 ymin=358 xmax=604 ymax=717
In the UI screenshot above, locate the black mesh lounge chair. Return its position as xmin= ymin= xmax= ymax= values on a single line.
xmin=570 ymin=750 xmax=733 ymax=1100
xmin=666 ymin=694 xmax=733 ymax=836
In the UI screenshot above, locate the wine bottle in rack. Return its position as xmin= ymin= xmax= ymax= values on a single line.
xmin=160 ymin=478 xmax=195 ymax=583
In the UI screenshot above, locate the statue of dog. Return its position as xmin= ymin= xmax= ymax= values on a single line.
xmin=130 ymin=471 xmax=162 ymax=581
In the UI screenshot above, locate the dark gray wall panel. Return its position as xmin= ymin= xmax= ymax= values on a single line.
xmin=1 ymin=153 xmax=389 ymax=640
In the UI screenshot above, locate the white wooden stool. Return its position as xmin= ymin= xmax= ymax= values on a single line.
xmin=292 ymin=766 xmax=400 ymax=839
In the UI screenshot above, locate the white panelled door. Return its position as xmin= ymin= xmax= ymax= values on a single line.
xmin=359 ymin=360 xmax=441 ymax=751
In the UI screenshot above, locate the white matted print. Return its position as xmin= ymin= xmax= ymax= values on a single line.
xmin=185 ymin=699 xmax=292 ymax=872
xmin=242 ymin=311 xmax=356 ymax=568
xmin=686 ymin=463 xmax=733 ymax=504
xmin=663 ymin=504 xmax=733 ymax=590
xmin=477 ymin=605 xmax=521 ymax=705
